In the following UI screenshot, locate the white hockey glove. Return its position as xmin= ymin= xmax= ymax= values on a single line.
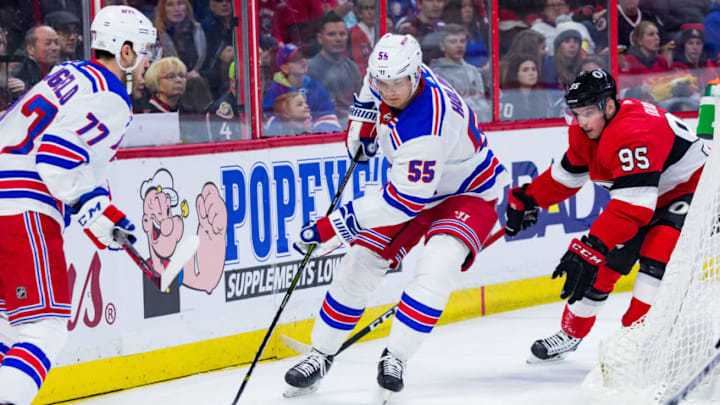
xmin=293 ymin=203 xmax=363 ymax=256
xmin=346 ymin=95 xmax=378 ymax=162
xmin=75 ymin=190 xmax=136 ymax=250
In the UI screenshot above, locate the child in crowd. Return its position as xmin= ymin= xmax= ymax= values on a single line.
xmin=265 ymin=91 xmax=312 ymax=136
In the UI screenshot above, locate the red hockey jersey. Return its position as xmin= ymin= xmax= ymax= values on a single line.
xmin=526 ymin=98 xmax=707 ymax=249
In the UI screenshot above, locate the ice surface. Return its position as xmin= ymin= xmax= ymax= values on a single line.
xmin=65 ymin=293 xmax=636 ymax=405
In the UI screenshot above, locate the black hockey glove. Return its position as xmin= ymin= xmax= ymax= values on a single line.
xmin=552 ymin=235 xmax=608 ymax=305
xmin=505 ymin=184 xmax=538 ymax=237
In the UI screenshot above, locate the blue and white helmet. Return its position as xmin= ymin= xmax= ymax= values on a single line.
xmin=367 ymin=34 xmax=423 ymax=94
xmin=91 ymin=5 xmax=158 ymax=73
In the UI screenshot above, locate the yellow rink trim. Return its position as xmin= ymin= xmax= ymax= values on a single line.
xmin=41 ymin=268 xmax=638 ymax=404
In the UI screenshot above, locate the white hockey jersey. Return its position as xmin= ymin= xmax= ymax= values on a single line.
xmin=0 ymin=60 xmax=132 ymax=227
xmin=352 ymin=65 xmax=510 ymax=229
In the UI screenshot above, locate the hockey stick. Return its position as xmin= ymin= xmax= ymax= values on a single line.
xmin=280 ymin=304 xmax=398 ymax=356
xmin=662 ymin=338 xmax=720 ymax=405
xmin=115 ymin=230 xmax=199 ymax=292
xmin=278 ymin=227 xmax=507 ymax=356
xmin=231 ymin=152 xmax=362 ymax=404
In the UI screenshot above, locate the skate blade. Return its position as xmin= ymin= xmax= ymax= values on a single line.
xmin=526 ymin=352 xmax=570 ymax=364
xmin=375 ymin=387 xmax=398 ymax=404
xmin=283 ymin=381 xmax=319 ymax=398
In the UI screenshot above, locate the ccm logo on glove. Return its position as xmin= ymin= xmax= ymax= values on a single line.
xmin=569 ymin=239 xmax=606 ymax=266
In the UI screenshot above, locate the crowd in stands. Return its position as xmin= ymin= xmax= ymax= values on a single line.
xmin=0 ymin=0 xmax=720 ymax=143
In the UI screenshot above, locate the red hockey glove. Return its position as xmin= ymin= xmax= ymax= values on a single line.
xmin=552 ymin=235 xmax=608 ymax=304
xmin=75 ymin=190 xmax=136 ymax=250
xmin=346 ymin=96 xmax=378 ymax=162
xmin=505 ymin=184 xmax=538 ymax=236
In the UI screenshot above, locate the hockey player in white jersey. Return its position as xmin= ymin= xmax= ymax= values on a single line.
xmin=284 ymin=34 xmax=509 ymax=401
xmin=0 ymin=6 xmax=156 ymax=405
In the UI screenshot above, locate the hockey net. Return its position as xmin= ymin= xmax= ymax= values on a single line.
xmin=582 ymin=110 xmax=720 ymax=403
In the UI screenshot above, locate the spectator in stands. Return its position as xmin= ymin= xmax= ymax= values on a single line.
xmin=145 ymin=56 xmax=191 ymax=113
xmin=388 ymin=0 xmax=415 ymax=26
xmin=498 ymin=9 xmax=528 ymax=58
xmin=640 ymin=0 xmax=710 ymax=38
xmin=265 ymin=92 xmax=313 ymax=136
xmin=201 ymin=0 xmax=233 ymax=97
xmin=500 ymin=53 xmax=552 ymax=120
xmin=672 ymin=24 xmax=718 ymax=86
xmin=443 ymin=0 xmax=489 ymax=69
xmin=529 ymin=0 xmax=571 ymax=56
xmin=277 ymin=0 xmax=353 ymax=47
xmin=541 ymin=21 xmax=584 ymax=91
xmin=499 ymin=29 xmax=546 ymax=84
xmin=407 ymin=0 xmax=446 ymax=41
xmin=349 ymin=0 xmax=375 ymax=76
xmin=395 ymin=16 xmax=416 ymax=36
xmin=431 ymin=24 xmax=491 ymax=121
xmin=307 ymin=13 xmax=363 ymax=128
xmin=262 ymin=44 xmax=341 ymax=133
xmin=12 ymin=25 xmax=59 ymax=89
xmin=617 ymin=0 xmax=669 ymax=53
xmin=155 ymin=0 xmax=207 ymax=79
xmin=44 ymin=11 xmax=81 ymax=63
xmin=619 ymin=20 xmax=672 ymax=96
xmin=0 ymin=28 xmax=24 ymax=110
xmin=704 ymin=0 xmax=720 ymax=61
xmin=206 ymin=61 xmax=243 ymax=141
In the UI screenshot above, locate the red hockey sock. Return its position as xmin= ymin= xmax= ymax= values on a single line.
xmin=622 ymin=297 xmax=652 ymax=327
xmin=560 ymin=304 xmax=596 ymax=338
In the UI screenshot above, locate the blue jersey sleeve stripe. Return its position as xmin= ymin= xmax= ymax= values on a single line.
xmin=36 ymin=155 xmax=84 ymax=169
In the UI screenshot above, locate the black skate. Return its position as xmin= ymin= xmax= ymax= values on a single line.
xmin=283 ymin=348 xmax=334 ymax=398
xmin=527 ymin=330 xmax=582 ymax=364
xmin=377 ymin=348 xmax=406 ymax=403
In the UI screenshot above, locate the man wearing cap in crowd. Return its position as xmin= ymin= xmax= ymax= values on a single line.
xmin=529 ymin=0 xmax=571 ymax=56
xmin=205 ymin=61 xmax=243 ymax=142
xmin=262 ymin=43 xmax=341 ymax=134
xmin=672 ymin=23 xmax=718 ymax=85
xmin=44 ymin=10 xmax=82 ymax=63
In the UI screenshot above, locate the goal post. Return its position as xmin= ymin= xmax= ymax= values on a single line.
xmin=581 ymin=82 xmax=720 ymax=404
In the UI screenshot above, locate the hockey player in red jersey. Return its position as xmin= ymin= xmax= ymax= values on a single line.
xmin=505 ymin=69 xmax=707 ymax=363
xmin=282 ymin=33 xmax=509 ymax=400
xmin=0 ymin=6 xmax=156 ymax=404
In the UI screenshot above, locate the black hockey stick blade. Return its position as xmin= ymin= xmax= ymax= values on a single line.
xmin=231 ymin=151 xmax=362 ymax=404
xmin=663 ymin=338 xmax=720 ymax=405
xmin=115 ymin=230 xmax=162 ymax=290
xmin=280 ymin=305 xmax=399 ymax=355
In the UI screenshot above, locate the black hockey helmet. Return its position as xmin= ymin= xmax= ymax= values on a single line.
xmin=564 ymin=69 xmax=618 ymax=111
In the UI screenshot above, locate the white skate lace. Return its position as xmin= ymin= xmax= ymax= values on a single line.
xmin=380 ymin=353 xmax=405 ymax=379
xmin=544 ymin=331 xmax=579 ymax=354
xmin=295 ymin=351 xmax=328 ymax=378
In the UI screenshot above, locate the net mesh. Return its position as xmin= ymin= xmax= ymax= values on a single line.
xmin=582 ymin=122 xmax=720 ymax=404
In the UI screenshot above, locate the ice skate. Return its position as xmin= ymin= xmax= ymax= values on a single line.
xmin=527 ymin=330 xmax=582 ymax=364
xmin=377 ymin=348 xmax=405 ymax=403
xmin=283 ymin=349 xmax=334 ymax=398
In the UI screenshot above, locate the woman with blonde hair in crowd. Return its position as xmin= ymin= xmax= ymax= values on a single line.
xmin=155 ymin=0 xmax=207 ymax=79
xmin=145 ymin=56 xmax=190 ymax=113
xmin=619 ymin=20 xmax=671 ymax=89
xmin=265 ymin=92 xmax=312 ymax=137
